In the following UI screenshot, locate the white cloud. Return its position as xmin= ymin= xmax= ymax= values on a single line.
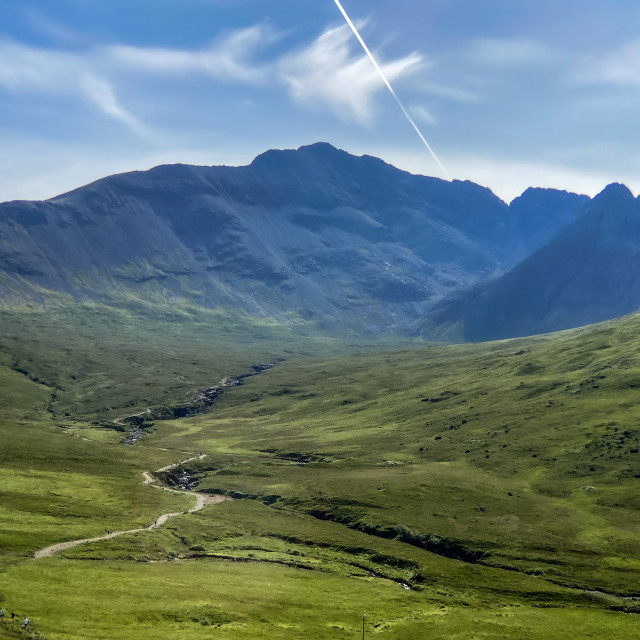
xmin=409 ymin=104 xmax=437 ymax=126
xmin=0 ymin=38 xmax=81 ymax=93
xmin=0 ymin=22 xmax=438 ymax=134
xmin=108 ymin=24 xmax=276 ymax=84
xmin=278 ymin=24 xmax=424 ymax=124
xmin=0 ymin=39 xmax=151 ymax=138
xmin=81 ymin=74 xmax=150 ymax=137
xmin=0 ymin=25 xmax=279 ymax=138
xmin=579 ymin=40 xmax=640 ymax=86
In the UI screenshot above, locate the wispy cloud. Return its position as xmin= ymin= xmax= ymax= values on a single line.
xmin=0 ymin=39 xmax=150 ymax=137
xmin=81 ymin=74 xmax=149 ymax=137
xmin=579 ymin=40 xmax=640 ymax=86
xmin=0 ymin=20 xmax=448 ymax=141
xmin=409 ymin=104 xmax=437 ymax=126
xmin=278 ymin=23 xmax=424 ymax=124
xmin=0 ymin=24 xmax=280 ymax=137
xmin=0 ymin=38 xmax=81 ymax=93
xmin=108 ymin=24 xmax=277 ymax=84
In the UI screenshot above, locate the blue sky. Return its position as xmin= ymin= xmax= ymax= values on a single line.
xmin=1 ymin=0 xmax=640 ymax=202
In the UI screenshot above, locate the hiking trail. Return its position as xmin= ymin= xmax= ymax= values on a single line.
xmin=34 ymin=454 xmax=229 ymax=559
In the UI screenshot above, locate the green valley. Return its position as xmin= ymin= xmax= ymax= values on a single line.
xmin=2 ymin=301 xmax=640 ymax=639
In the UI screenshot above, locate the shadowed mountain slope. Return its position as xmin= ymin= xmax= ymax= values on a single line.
xmin=0 ymin=143 xmax=589 ymax=335
xmin=506 ymin=187 xmax=590 ymax=265
xmin=430 ymin=183 xmax=640 ymax=341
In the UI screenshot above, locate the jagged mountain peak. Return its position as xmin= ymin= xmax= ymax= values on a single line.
xmin=510 ymin=186 xmax=587 ymax=207
xmin=430 ymin=179 xmax=640 ymax=341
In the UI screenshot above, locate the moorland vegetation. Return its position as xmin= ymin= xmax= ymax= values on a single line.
xmin=1 ymin=299 xmax=640 ymax=638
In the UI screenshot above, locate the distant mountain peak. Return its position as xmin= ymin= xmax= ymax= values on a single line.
xmin=431 ymin=178 xmax=640 ymax=341
xmin=594 ymin=182 xmax=634 ymax=203
xmin=510 ymin=186 xmax=581 ymax=206
xmin=250 ymin=142 xmax=349 ymax=169
xmin=248 ymin=143 xmax=402 ymax=182
xmin=298 ymin=141 xmax=342 ymax=154
xmin=0 ymin=142 xmax=611 ymax=340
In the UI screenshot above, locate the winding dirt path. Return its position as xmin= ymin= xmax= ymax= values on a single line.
xmin=34 ymin=454 xmax=229 ymax=559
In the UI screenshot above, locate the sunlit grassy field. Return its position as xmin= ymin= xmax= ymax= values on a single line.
xmin=2 ymin=302 xmax=640 ymax=638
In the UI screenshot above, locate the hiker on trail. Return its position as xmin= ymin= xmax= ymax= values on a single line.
xmin=22 ymin=617 xmax=29 ymax=629
xmin=11 ymin=610 xmax=15 ymax=621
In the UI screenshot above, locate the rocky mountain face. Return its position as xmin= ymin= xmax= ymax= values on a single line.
xmin=0 ymin=143 xmax=591 ymax=335
xmin=506 ymin=187 xmax=590 ymax=266
xmin=430 ymin=183 xmax=640 ymax=341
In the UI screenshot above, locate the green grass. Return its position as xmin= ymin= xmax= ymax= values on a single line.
xmin=0 ymin=415 xmax=193 ymax=557
xmin=136 ymin=313 xmax=640 ymax=593
xmin=3 ymin=301 xmax=640 ymax=637
xmin=3 ymin=556 xmax=638 ymax=640
xmin=0 ymin=299 xmax=355 ymax=422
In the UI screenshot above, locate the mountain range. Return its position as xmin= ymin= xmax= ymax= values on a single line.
xmin=430 ymin=182 xmax=640 ymax=341
xmin=1 ymin=142 xmax=634 ymax=340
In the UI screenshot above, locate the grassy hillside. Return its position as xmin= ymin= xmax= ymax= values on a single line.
xmin=0 ymin=298 xmax=354 ymax=421
xmin=1 ymin=302 xmax=640 ymax=638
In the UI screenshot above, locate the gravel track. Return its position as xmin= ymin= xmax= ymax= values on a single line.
xmin=34 ymin=454 xmax=228 ymax=559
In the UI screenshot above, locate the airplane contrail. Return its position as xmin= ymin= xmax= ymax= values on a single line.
xmin=332 ymin=0 xmax=451 ymax=181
